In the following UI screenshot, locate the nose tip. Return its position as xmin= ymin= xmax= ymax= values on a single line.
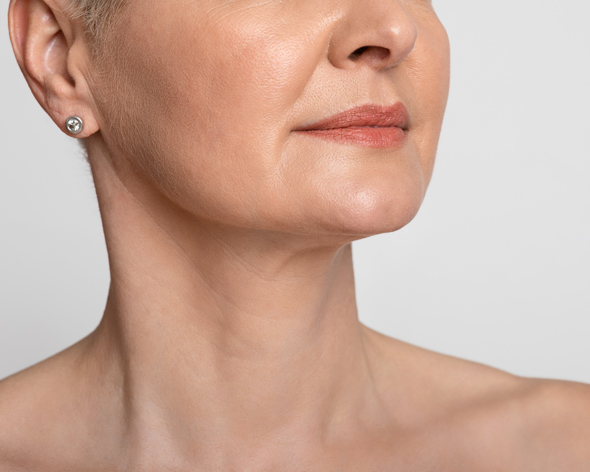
xmin=328 ymin=2 xmax=418 ymax=71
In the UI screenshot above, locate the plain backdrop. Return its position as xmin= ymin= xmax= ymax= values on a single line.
xmin=1 ymin=1 xmax=589 ymax=382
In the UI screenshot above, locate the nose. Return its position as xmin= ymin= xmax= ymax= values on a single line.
xmin=328 ymin=0 xmax=418 ymax=71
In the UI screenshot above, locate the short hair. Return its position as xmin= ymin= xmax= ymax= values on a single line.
xmin=63 ymin=0 xmax=129 ymax=155
xmin=65 ymin=0 xmax=127 ymax=48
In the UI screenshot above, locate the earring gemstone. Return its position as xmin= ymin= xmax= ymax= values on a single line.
xmin=65 ymin=116 xmax=84 ymax=135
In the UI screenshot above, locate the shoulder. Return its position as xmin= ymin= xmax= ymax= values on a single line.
xmin=0 ymin=367 xmax=47 ymax=470
xmin=0 ymin=340 xmax=102 ymax=471
xmin=449 ymin=376 xmax=590 ymax=471
xmin=443 ymin=365 xmax=590 ymax=469
xmin=362 ymin=325 xmax=526 ymax=414
xmin=511 ymin=379 xmax=590 ymax=469
xmin=362 ymin=327 xmax=590 ymax=470
xmin=0 ymin=357 xmax=73 ymax=471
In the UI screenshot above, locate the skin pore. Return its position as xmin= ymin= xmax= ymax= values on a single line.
xmin=3 ymin=0 xmax=590 ymax=470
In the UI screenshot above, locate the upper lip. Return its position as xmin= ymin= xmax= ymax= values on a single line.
xmin=294 ymin=103 xmax=410 ymax=131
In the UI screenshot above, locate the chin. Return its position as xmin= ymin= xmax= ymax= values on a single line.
xmin=317 ymin=180 xmax=425 ymax=238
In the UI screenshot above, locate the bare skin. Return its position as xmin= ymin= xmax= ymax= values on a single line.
xmin=3 ymin=0 xmax=590 ymax=470
xmin=1 ymin=322 xmax=589 ymax=471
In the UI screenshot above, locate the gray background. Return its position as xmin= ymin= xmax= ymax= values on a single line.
xmin=1 ymin=1 xmax=589 ymax=382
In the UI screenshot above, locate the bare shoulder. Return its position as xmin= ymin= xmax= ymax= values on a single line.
xmin=0 ymin=362 xmax=55 ymax=470
xmin=512 ymin=378 xmax=590 ymax=468
xmin=462 ymin=377 xmax=590 ymax=470
xmin=454 ymin=376 xmax=590 ymax=471
xmin=362 ymin=326 xmax=590 ymax=470
xmin=361 ymin=325 xmax=528 ymax=412
xmin=0 ymin=339 xmax=102 ymax=471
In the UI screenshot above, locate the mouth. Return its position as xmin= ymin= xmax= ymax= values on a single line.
xmin=293 ymin=103 xmax=410 ymax=149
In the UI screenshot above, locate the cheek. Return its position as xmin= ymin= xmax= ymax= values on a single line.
xmin=407 ymin=20 xmax=451 ymax=186
xmin=93 ymin=6 xmax=323 ymax=227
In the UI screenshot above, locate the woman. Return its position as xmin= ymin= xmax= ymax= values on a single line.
xmin=2 ymin=0 xmax=589 ymax=469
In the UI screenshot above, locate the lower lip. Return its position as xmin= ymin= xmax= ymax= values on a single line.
xmin=295 ymin=127 xmax=406 ymax=149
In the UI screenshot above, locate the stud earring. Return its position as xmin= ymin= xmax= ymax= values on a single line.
xmin=65 ymin=116 xmax=84 ymax=135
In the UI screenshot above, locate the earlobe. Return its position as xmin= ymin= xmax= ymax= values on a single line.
xmin=8 ymin=0 xmax=100 ymax=138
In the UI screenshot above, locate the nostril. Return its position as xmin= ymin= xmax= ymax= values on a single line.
xmin=348 ymin=45 xmax=390 ymax=63
xmin=349 ymin=46 xmax=370 ymax=60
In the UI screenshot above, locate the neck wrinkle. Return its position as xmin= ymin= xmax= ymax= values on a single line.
xmin=84 ymin=145 xmax=386 ymax=465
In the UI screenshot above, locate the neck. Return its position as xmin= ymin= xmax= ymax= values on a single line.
xmin=82 ymin=145 xmax=386 ymax=466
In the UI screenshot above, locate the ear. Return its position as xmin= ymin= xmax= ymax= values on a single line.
xmin=8 ymin=0 xmax=100 ymax=138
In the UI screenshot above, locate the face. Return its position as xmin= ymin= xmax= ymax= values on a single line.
xmin=88 ymin=0 xmax=450 ymax=240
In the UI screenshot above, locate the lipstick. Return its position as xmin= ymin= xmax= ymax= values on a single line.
xmin=294 ymin=103 xmax=409 ymax=149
